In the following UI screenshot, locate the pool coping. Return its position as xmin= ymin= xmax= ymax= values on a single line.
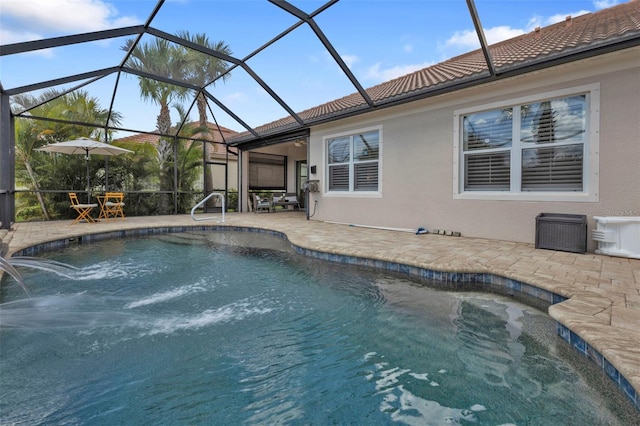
xmin=4 ymin=222 xmax=639 ymax=412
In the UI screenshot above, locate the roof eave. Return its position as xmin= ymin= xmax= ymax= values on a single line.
xmin=228 ymin=33 xmax=640 ymax=148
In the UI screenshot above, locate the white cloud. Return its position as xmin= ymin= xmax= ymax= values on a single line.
xmin=483 ymin=26 xmax=526 ymax=44
xmin=112 ymin=16 xmax=143 ymax=28
xmin=0 ymin=29 xmax=55 ymax=57
xmin=525 ymin=16 xmax=544 ymax=31
xmin=375 ymin=2 xmax=616 ymax=86
xmin=444 ymin=3 xmax=601 ymax=54
xmin=593 ymin=0 xmax=621 ymax=10
xmin=341 ymin=54 xmax=359 ymax=69
xmin=444 ymin=26 xmax=526 ymax=51
xmin=364 ymin=61 xmax=435 ymax=83
xmin=0 ymin=28 xmax=41 ymax=45
xmin=1 ymin=0 xmax=142 ymax=42
xmin=541 ymin=10 xmax=591 ymax=27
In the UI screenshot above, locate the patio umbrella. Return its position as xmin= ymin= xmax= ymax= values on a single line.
xmin=37 ymin=137 xmax=133 ymax=202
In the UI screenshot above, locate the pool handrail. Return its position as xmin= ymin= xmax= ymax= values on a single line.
xmin=191 ymin=192 xmax=225 ymax=223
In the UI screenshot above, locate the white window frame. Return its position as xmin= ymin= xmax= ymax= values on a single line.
xmin=453 ymin=83 xmax=599 ymax=202
xmin=323 ymin=125 xmax=382 ymax=197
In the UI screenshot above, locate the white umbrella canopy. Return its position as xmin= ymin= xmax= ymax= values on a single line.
xmin=37 ymin=137 xmax=133 ymax=157
xmin=37 ymin=137 xmax=134 ymax=201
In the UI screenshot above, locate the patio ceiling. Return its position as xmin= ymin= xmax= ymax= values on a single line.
xmin=1 ymin=0 xmax=639 ymax=148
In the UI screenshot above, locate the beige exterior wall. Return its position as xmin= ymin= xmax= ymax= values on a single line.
xmin=307 ymin=48 xmax=640 ymax=248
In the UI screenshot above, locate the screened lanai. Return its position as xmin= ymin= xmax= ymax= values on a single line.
xmin=0 ymin=0 xmax=477 ymax=228
xmin=2 ymin=0 xmax=638 ymax=229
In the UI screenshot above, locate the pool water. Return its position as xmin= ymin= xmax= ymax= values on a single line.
xmin=1 ymin=231 xmax=638 ymax=425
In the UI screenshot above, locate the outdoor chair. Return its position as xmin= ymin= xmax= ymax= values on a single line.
xmin=102 ymin=192 xmax=125 ymax=221
xmin=69 ymin=192 xmax=98 ymax=225
xmin=273 ymin=193 xmax=301 ymax=211
xmin=253 ymin=194 xmax=273 ymax=213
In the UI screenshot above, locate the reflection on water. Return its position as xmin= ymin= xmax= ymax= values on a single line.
xmin=1 ymin=232 xmax=638 ymax=425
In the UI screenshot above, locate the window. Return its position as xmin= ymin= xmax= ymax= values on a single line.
xmin=454 ymin=84 xmax=599 ymax=201
xmin=326 ymin=128 xmax=380 ymax=193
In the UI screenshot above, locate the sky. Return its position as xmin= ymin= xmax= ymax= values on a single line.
xmin=0 ymin=0 xmax=627 ymax=138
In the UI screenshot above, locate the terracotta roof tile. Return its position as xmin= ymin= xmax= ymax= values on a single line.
xmin=116 ymin=133 xmax=159 ymax=145
xmin=115 ymin=122 xmax=239 ymax=155
xmin=230 ymin=1 xmax=640 ymax=144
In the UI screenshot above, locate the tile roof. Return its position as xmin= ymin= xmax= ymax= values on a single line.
xmin=115 ymin=122 xmax=239 ymax=155
xmin=229 ymin=0 xmax=640 ymax=144
xmin=115 ymin=132 xmax=159 ymax=145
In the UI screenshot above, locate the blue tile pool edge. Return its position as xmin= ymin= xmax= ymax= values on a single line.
xmin=8 ymin=225 xmax=639 ymax=412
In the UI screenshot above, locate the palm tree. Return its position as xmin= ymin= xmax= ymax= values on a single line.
xmin=175 ymin=31 xmax=232 ymax=195
xmin=122 ymin=38 xmax=188 ymax=135
xmin=13 ymin=116 xmax=51 ymax=219
xmin=122 ymin=37 xmax=189 ymax=213
xmin=176 ymin=31 xmax=232 ymax=130
xmin=12 ymin=90 xmax=121 ymax=220
xmin=173 ymin=104 xmax=206 ymax=213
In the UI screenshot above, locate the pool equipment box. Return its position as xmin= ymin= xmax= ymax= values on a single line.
xmin=535 ymin=213 xmax=587 ymax=254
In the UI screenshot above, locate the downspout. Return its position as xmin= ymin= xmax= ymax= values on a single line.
xmin=237 ymin=150 xmax=244 ymax=212
xmin=306 ymin=135 xmax=310 ymax=220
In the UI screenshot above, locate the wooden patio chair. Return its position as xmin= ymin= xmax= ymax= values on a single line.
xmin=69 ymin=192 xmax=98 ymax=224
xmin=103 ymin=192 xmax=125 ymax=221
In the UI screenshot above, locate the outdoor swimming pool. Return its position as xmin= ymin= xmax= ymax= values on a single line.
xmin=1 ymin=231 xmax=638 ymax=424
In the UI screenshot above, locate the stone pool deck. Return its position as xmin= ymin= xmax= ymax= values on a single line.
xmin=1 ymin=212 xmax=639 ymax=409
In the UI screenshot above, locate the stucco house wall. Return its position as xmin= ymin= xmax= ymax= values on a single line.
xmin=306 ymin=47 xmax=640 ymax=248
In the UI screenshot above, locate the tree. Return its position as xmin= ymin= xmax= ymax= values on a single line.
xmin=175 ymin=31 xmax=232 ymax=196
xmin=11 ymin=90 xmax=121 ymax=220
xmin=122 ymin=37 xmax=189 ymax=213
xmin=122 ymin=33 xmax=233 ymax=213
xmin=173 ymin=104 xmax=206 ymax=213
xmin=12 ymin=92 xmax=56 ymax=220
xmin=122 ymin=38 xmax=188 ymax=135
xmin=175 ymin=31 xmax=231 ymax=130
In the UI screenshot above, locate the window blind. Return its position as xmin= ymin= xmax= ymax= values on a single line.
xmin=521 ymin=146 xmax=583 ymax=191
xmin=329 ymin=164 xmax=349 ymax=191
xmin=464 ymin=152 xmax=510 ymax=190
xmin=354 ymin=162 xmax=378 ymax=191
